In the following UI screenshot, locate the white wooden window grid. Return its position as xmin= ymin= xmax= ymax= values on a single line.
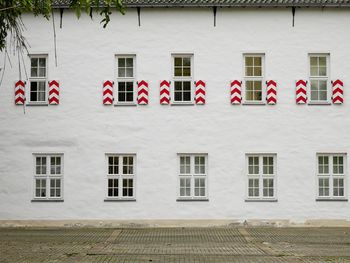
xmin=317 ymin=154 xmax=346 ymax=199
xmin=243 ymin=54 xmax=265 ymax=103
xmin=309 ymin=54 xmax=330 ymax=103
xmin=178 ymin=154 xmax=207 ymax=199
xmin=246 ymin=154 xmax=276 ymax=200
xmin=106 ymin=154 xmax=136 ymax=199
xmin=172 ymin=54 xmax=194 ymax=104
xmin=29 ymin=55 xmax=48 ymax=104
xmin=116 ymin=55 xmax=136 ymax=105
xmin=33 ymin=154 xmax=63 ymax=200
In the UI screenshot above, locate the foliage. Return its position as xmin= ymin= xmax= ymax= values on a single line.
xmin=0 ymin=0 xmax=125 ymax=52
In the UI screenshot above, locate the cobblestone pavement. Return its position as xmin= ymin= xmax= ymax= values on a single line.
xmin=1 ymin=227 xmax=350 ymax=262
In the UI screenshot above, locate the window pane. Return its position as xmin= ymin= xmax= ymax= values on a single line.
xmin=174 ymin=57 xmax=182 ymax=67
xmin=183 ymin=67 xmax=191 ymax=76
xmin=126 ymin=58 xmax=133 ymax=67
xmin=245 ymin=57 xmax=253 ymax=66
xmin=183 ymin=57 xmax=191 ymax=67
xmin=118 ymin=58 xmax=125 ymax=67
xmin=118 ymin=68 xmax=126 ymax=77
xmin=126 ymin=68 xmax=133 ymax=77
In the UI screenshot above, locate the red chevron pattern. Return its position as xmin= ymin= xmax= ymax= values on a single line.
xmin=160 ymin=80 xmax=170 ymax=105
xmin=296 ymin=80 xmax=307 ymax=104
xmin=266 ymin=80 xmax=277 ymax=105
xmin=137 ymin=80 xmax=149 ymax=105
xmin=103 ymin=80 xmax=114 ymax=105
xmin=195 ymin=80 xmax=206 ymax=104
xmin=332 ymin=79 xmax=344 ymax=104
xmin=48 ymin=80 xmax=60 ymax=105
xmin=230 ymin=80 xmax=242 ymax=104
xmin=14 ymin=80 xmax=25 ymax=105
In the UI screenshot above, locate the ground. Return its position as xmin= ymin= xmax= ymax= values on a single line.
xmin=0 ymin=227 xmax=350 ymax=262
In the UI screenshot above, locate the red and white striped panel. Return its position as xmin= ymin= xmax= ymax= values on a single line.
xmin=266 ymin=80 xmax=277 ymax=105
xmin=296 ymin=80 xmax=307 ymax=104
xmin=195 ymin=80 xmax=206 ymax=104
xmin=48 ymin=80 xmax=60 ymax=105
xmin=230 ymin=80 xmax=242 ymax=104
xmin=332 ymin=79 xmax=344 ymax=104
xmin=103 ymin=80 xmax=114 ymax=105
xmin=137 ymin=80 xmax=149 ymax=105
xmin=14 ymin=80 xmax=25 ymax=105
xmin=160 ymin=80 xmax=170 ymax=105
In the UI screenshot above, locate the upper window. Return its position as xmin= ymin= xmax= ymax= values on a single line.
xmin=309 ymin=54 xmax=329 ymax=103
xmin=116 ymin=55 xmax=136 ymax=104
xmin=317 ymin=154 xmax=346 ymax=200
xmin=244 ymin=54 xmax=264 ymax=103
xmin=29 ymin=55 xmax=48 ymax=104
xmin=178 ymin=154 xmax=207 ymax=200
xmin=172 ymin=55 xmax=193 ymax=104
xmin=246 ymin=154 xmax=276 ymax=200
xmin=33 ymin=154 xmax=63 ymax=200
xmin=106 ymin=154 xmax=136 ymax=200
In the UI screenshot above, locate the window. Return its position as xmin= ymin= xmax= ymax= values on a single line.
xmin=317 ymin=154 xmax=346 ymax=200
xmin=106 ymin=154 xmax=135 ymax=199
xmin=178 ymin=154 xmax=207 ymax=199
xmin=33 ymin=154 xmax=63 ymax=200
xmin=309 ymin=54 xmax=330 ymax=103
xmin=116 ymin=55 xmax=136 ymax=104
xmin=29 ymin=55 xmax=48 ymax=104
xmin=244 ymin=54 xmax=264 ymax=103
xmin=172 ymin=54 xmax=193 ymax=104
xmin=246 ymin=154 xmax=276 ymax=200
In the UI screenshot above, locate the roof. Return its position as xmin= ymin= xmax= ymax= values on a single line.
xmin=52 ymin=0 xmax=350 ymax=8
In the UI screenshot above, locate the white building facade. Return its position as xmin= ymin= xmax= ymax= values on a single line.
xmin=1 ymin=0 xmax=350 ymax=226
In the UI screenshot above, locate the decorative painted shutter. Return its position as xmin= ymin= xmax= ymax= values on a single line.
xmin=103 ymin=80 xmax=114 ymax=105
xmin=195 ymin=80 xmax=206 ymax=104
xmin=296 ymin=80 xmax=307 ymax=104
xmin=160 ymin=80 xmax=170 ymax=105
xmin=48 ymin=80 xmax=60 ymax=105
xmin=332 ymin=79 xmax=344 ymax=104
xmin=266 ymin=80 xmax=277 ymax=105
xmin=14 ymin=80 xmax=25 ymax=105
xmin=230 ymin=80 xmax=242 ymax=104
xmin=137 ymin=80 xmax=149 ymax=105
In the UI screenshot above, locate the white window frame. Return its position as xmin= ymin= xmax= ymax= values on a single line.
xmin=246 ymin=154 xmax=277 ymax=201
xmin=171 ymin=54 xmax=194 ymax=105
xmin=115 ymin=55 xmax=136 ymax=105
xmin=177 ymin=154 xmax=208 ymax=200
xmin=33 ymin=153 xmax=63 ymax=200
xmin=28 ymin=54 xmax=48 ymax=105
xmin=316 ymin=153 xmax=347 ymax=200
xmin=308 ymin=53 xmax=331 ymax=104
xmin=105 ymin=154 xmax=136 ymax=200
xmin=243 ymin=54 xmax=265 ymax=104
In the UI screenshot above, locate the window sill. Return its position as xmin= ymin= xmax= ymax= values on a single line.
xmin=171 ymin=102 xmax=195 ymax=106
xmin=31 ymin=199 xmax=64 ymax=202
xmin=308 ymin=101 xmax=331 ymax=106
xmin=176 ymin=198 xmax=209 ymax=202
xmin=104 ymin=199 xmax=136 ymax=202
xmin=26 ymin=103 xmax=49 ymax=106
xmin=114 ymin=103 xmax=137 ymax=107
xmin=245 ymin=199 xmax=278 ymax=202
xmin=316 ymin=198 xmax=348 ymax=202
xmin=242 ymin=101 xmax=266 ymax=106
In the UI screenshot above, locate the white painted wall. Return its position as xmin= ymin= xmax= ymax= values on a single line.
xmin=0 ymin=7 xmax=350 ymax=223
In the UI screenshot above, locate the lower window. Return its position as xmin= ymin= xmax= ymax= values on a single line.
xmin=106 ymin=154 xmax=135 ymax=199
xmin=33 ymin=154 xmax=63 ymax=200
xmin=246 ymin=154 xmax=276 ymax=200
xmin=317 ymin=154 xmax=346 ymax=200
xmin=178 ymin=154 xmax=207 ymax=199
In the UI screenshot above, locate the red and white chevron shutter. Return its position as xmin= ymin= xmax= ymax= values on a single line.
xmin=160 ymin=80 xmax=170 ymax=105
xmin=14 ymin=80 xmax=25 ymax=105
xmin=48 ymin=80 xmax=60 ymax=105
xmin=103 ymin=80 xmax=114 ymax=105
xmin=195 ymin=80 xmax=206 ymax=104
xmin=296 ymin=80 xmax=307 ymax=104
xmin=137 ymin=80 xmax=149 ymax=105
xmin=332 ymin=79 xmax=344 ymax=104
xmin=266 ymin=80 xmax=277 ymax=105
xmin=230 ymin=80 xmax=242 ymax=104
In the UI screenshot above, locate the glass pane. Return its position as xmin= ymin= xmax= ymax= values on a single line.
xmin=174 ymin=57 xmax=182 ymax=67
xmin=310 ymin=66 xmax=318 ymax=76
xmin=174 ymin=68 xmax=182 ymax=77
xmin=310 ymin=57 xmax=317 ymax=66
xmin=126 ymin=58 xmax=133 ymax=67
xmin=319 ymin=56 xmax=326 ymax=66
xmin=31 ymin=58 xmax=38 ymax=67
xmin=31 ymin=68 xmax=37 ymax=77
xmin=39 ymin=68 xmax=46 ymax=77
xmin=254 ymin=57 xmax=262 ymax=66
xmin=245 ymin=57 xmax=253 ymax=66
xmin=183 ymin=57 xmax=191 ymax=67
xmin=253 ymin=67 xmax=262 ymax=76
xmin=118 ymin=58 xmax=125 ymax=67
xmin=126 ymin=68 xmax=133 ymax=77
xmin=183 ymin=67 xmax=191 ymax=76
xmin=118 ymin=68 xmax=125 ymax=78
xmin=39 ymin=58 xmax=46 ymax=67
xmin=245 ymin=67 xmax=253 ymax=76
xmin=319 ymin=66 xmax=327 ymax=76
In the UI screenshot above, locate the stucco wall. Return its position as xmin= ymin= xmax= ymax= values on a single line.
xmin=0 ymin=7 xmax=350 ymax=223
